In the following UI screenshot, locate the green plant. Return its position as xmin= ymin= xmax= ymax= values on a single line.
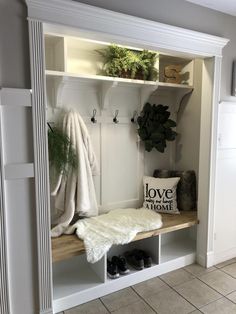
xmin=97 ymin=44 xmax=158 ymax=81
xmin=137 ymin=103 xmax=177 ymax=153
xmin=48 ymin=126 xmax=77 ymax=177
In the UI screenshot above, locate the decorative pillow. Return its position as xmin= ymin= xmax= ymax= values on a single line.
xmin=153 ymin=170 xmax=197 ymax=211
xmin=143 ymin=176 xmax=180 ymax=214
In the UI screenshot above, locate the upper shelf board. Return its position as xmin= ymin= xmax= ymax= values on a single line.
xmin=46 ymin=70 xmax=193 ymax=109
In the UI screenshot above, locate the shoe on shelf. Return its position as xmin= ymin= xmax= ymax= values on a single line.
xmin=133 ymin=249 xmax=152 ymax=268
xmin=107 ymin=259 xmax=119 ymax=279
xmin=124 ymin=250 xmax=144 ymax=270
xmin=112 ymin=256 xmax=130 ymax=275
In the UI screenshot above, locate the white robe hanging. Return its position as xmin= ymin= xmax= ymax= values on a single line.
xmin=51 ymin=110 xmax=99 ymax=237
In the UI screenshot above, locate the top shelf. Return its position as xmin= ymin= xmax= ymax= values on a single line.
xmin=46 ymin=70 xmax=193 ymax=90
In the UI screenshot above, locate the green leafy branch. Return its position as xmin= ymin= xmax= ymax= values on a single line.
xmin=48 ymin=126 xmax=78 ymax=177
xmin=137 ymin=103 xmax=177 ymax=153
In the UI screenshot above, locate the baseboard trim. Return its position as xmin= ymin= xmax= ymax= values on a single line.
xmin=213 ymin=247 xmax=236 ymax=265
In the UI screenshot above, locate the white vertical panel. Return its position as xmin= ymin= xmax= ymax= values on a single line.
xmin=0 ymin=94 xmax=10 ymax=314
xmin=0 ymin=87 xmax=35 ymax=314
xmin=218 ymin=102 xmax=236 ymax=149
xmin=214 ymin=149 xmax=236 ymax=259
xmin=214 ymin=102 xmax=236 ymax=263
xmin=28 ymin=20 xmax=53 ymax=314
xmin=102 ymin=123 xmax=143 ymax=209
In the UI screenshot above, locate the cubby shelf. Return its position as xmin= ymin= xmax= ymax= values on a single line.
xmin=46 ymin=70 xmax=194 ymax=109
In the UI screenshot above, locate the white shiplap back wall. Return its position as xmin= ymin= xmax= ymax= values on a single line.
xmin=47 ymin=80 xmax=173 ymax=213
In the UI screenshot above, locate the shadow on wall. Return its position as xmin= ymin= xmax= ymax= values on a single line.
xmin=0 ymin=0 xmax=30 ymax=88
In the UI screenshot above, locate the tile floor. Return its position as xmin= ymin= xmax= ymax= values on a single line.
xmin=59 ymin=258 xmax=236 ymax=314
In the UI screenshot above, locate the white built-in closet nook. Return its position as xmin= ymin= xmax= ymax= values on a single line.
xmin=3 ymin=0 xmax=226 ymax=313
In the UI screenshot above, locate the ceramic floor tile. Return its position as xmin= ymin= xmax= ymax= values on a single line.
xmin=222 ymin=262 xmax=236 ymax=278
xmin=132 ymin=276 xmax=169 ymax=298
xmin=184 ymin=264 xmax=216 ymax=277
xmin=112 ymin=299 xmax=155 ymax=314
xmin=200 ymin=297 xmax=236 ymax=314
xmin=100 ymin=287 xmax=140 ymax=312
xmin=226 ymin=291 xmax=236 ymax=303
xmin=65 ymin=299 xmax=109 ymax=314
xmin=215 ymin=259 xmax=236 ymax=269
xmin=160 ymin=268 xmax=195 ymax=286
xmin=199 ymin=269 xmax=236 ymax=295
xmin=145 ymin=288 xmax=195 ymax=314
xmin=174 ymin=278 xmax=221 ymax=308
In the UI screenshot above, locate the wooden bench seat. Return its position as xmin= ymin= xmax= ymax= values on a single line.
xmin=51 ymin=210 xmax=198 ymax=263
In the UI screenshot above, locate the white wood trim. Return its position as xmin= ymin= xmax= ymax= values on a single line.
xmin=0 ymin=92 xmax=10 ymax=314
xmin=53 ymin=252 xmax=195 ymax=313
xmin=0 ymin=88 xmax=32 ymax=107
xmin=25 ymin=0 xmax=229 ymax=312
xmin=207 ymin=57 xmax=222 ymax=265
xmin=28 ymin=20 xmax=53 ymax=314
xmin=25 ymin=0 xmax=228 ymax=57
xmin=4 ymin=163 xmax=34 ymax=180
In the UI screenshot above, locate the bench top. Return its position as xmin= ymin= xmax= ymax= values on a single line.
xmin=51 ymin=210 xmax=198 ymax=263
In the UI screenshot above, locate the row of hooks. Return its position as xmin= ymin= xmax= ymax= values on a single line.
xmin=91 ymin=109 xmax=138 ymax=124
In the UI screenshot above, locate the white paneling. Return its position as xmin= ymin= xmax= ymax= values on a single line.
xmin=214 ymin=102 xmax=236 ymax=262
xmin=109 ymin=86 xmax=140 ymax=117
xmin=102 ymin=123 xmax=142 ymax=208
xmin=0 ymin=88 xmax=32 ymax=107
xmin=218 ymin=102 xmax=236 ymax=149
xmin=60 ymin=82 xmax=100 ymax=116
xmin=214 ymin=149 xmax=236 ymax=256
xmin=5 ymin=179 xmax=37 ymax=314
xmin=86 ymin=123 xmax=101 ymax=205
xmin=1 ymin=106 xmax=34 ymax=164
xmin=4 ymin=163 xmax=34 ymax=180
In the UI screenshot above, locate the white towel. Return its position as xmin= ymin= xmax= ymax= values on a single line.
xmin=51 ymin=110 xmax=99 ymax=237
xmin=65 ymin=208 xmax=163 ymax=263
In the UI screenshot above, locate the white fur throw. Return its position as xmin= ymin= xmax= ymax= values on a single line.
xmin=65 ymin=207 xmax=163 ymax=263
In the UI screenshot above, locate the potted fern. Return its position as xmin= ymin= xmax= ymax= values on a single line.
xmin=97 ymin=44 xmax=158 ymax=81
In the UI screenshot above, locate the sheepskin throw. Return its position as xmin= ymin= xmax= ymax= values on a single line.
xmin=65 ymin=207 xmax=163 ymax=263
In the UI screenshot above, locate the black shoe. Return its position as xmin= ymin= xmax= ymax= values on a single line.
xmin=133 ymin=249 xmax=152 ymax=268
xmin=124 ymin=251 xmax=144 ymax=270
xmin=112 ymin=256 xmax=130 ymax=275
xmin=107 ymin=259 xmax=119 ymax=279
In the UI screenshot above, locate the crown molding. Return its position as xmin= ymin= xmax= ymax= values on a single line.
xmin=25 ymin=0 xmax=229 ymax=57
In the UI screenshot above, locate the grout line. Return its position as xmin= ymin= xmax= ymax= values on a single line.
xmin=99 ymin=297 xmax=112 ymax=313
xmin=215 ymin=260 xmax=236 ymax=269
xmin=196 ymin=268 xmax=235 ymax=298
xmin=157 ymin=275 xmax=200 ymax=311
xmin=130 ymin=286 xmax=158 ymax=314
xmin=219 ymin=268 xmax=236 ymax=280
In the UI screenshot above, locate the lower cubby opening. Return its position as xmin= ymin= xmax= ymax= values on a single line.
xmin=53 ymin=254 xmax=105 ymax=303
xmin=107 ymin=236 xmax=160 ymax=280
xmin=160 ymin=226 xmax=197 ymax=263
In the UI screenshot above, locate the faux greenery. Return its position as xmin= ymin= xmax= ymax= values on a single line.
xmin=97 ymin=44 xmax=158 ymax=81
xmin=48 ymin=126 xmax=78 ymax=177
xmin=137 ymin=103 xmax=177 ymax=153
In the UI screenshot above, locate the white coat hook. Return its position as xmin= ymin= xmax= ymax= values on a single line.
xmin=113 ymin=110 xmax=119 ymax=124
xmin=91 ymin=109 xmax=97 ymax=123
xmin=131 ymin=110 xmax=138 ymax=123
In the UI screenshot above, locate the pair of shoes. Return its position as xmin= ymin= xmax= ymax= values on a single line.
xmin=124 ymin=249 xmax=152 ymax=270
xmin=107 ymin=256 xmax=130 ymax=279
